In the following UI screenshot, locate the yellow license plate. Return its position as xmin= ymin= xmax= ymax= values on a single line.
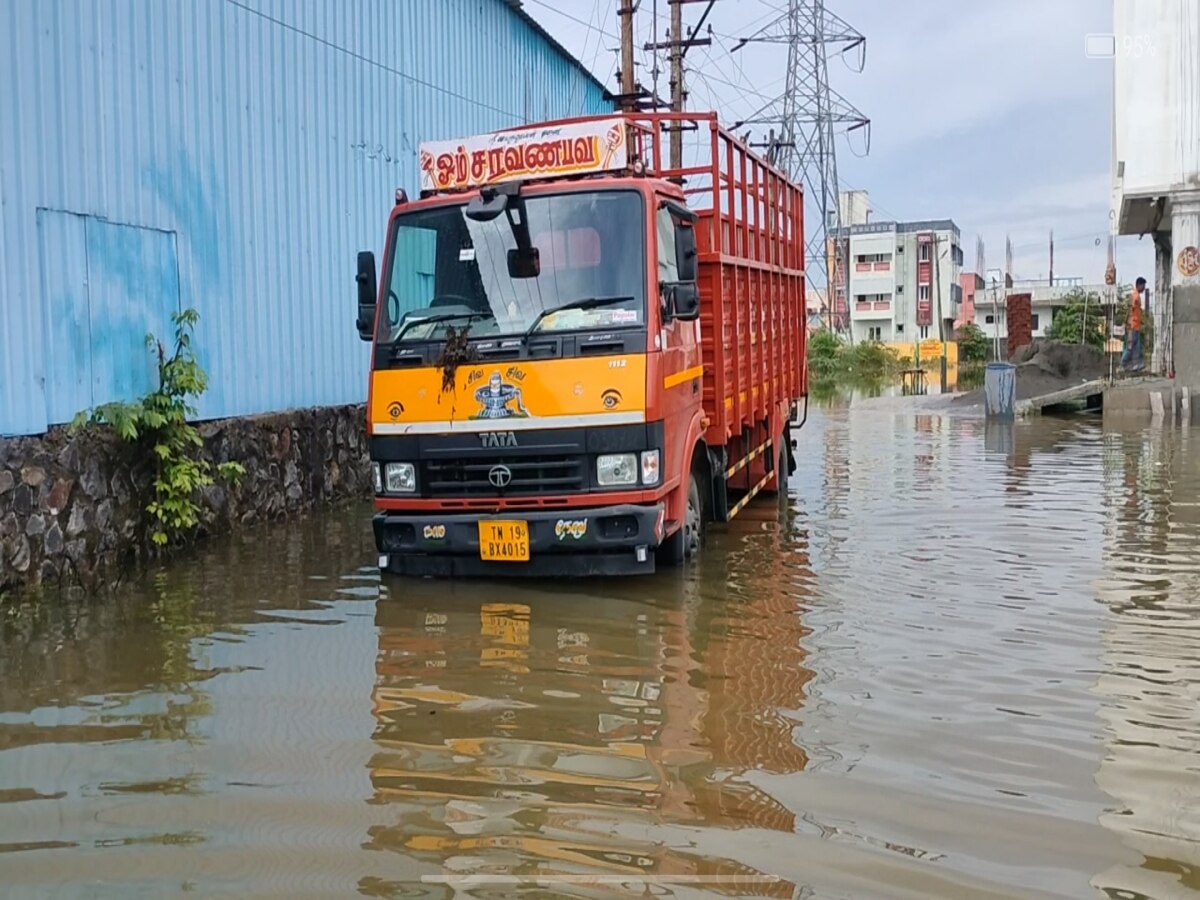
xmin=478 ymin=520 xmax=530 ymax=562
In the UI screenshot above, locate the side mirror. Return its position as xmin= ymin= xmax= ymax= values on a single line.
xmin=506 ymin=246 xmax=541 ymax=279
xmin=675 ymin=221 xmax=698 ymax=283
xmin=356 ymin=251 xmax=377 ymax=342
xmin=669 ymin=282 xmax=700 ymax=321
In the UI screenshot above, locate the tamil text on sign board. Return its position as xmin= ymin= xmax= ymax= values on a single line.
xmin=418 ymin=118 xmax=628 ymax=193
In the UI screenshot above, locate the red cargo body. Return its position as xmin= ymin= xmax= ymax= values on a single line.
xmin=625 ymin=113 xmax=807 ymax=506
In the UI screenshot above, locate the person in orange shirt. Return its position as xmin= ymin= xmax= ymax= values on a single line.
xmin=1122 ymin=276 xmax=1146 ymax=372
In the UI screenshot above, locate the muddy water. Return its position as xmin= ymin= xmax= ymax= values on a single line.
xmin=2 ymin=409 xmax=1199 ymax=899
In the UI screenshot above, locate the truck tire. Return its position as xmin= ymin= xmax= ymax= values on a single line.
xmin=763 ymin=437 xmax=789 ymax=498
xmin=659 ymin=470 xmax=704 ymax=565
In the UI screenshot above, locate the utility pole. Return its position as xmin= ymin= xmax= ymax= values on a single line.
xmin=669 ymin=0 xmax=684 ymax=169
xmin=1049 ymin=229 xmax=1055 ymax=287
xmin=619 ymin=2 xmax=636 ymax=109
xmin=933 ymin=233 xmax=947 ymax=391
xmin=645 ymin=0 xmax=713 ymax=170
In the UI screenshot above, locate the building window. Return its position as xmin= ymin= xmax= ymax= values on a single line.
xmin=985 ymin=314 xmax=995 ymax=324
xmin=896 ymin=244 xmax=904 ymax=253
xmin=868 ymin=326 xmax=882 ymax=341
xmin=920 ymin=325 xmax=930 ymax=339
xmin=896 ymin=285 xmax=904 ymax=294
xmin=918 ymin=285 xmax=930 ymax=301
xmin=1031 ymin=313 xmax=1040 ymax=331
xmin=896 ymin=323 xmax=904 ymax=334
xmin=919 ymin=244 xmax=931 ymax=262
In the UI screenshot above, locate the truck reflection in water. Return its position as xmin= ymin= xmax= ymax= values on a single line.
xmin=362 ymin=524 xmax=814 ymax=895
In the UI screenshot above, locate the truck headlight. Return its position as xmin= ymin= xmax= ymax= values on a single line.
xmin=597 ymin=454 xmax=637 ymax=486
xmin=384 ymin=462 xmax=416 ymax=493
xmin=372 ymin=462 xmax=383 ymax=494
xmin=640 ymin=450 xmax=660 ymax=486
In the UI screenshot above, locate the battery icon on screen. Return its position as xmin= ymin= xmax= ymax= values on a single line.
xmin=1086 ymin=33 xmax=1116 ymax=57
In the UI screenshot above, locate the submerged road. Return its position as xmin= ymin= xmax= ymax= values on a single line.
xmin=2 ymin=404 xmax=1199 ymax=898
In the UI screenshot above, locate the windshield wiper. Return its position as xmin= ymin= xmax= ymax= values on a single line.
xmin=393 ymin=311 xmax=493 ymax=345
xmin=523 ymin=296 xmax=635 ymax=342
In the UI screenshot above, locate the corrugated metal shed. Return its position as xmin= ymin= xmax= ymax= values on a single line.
xmin=0 ymin=0 xmax=611 ymax=436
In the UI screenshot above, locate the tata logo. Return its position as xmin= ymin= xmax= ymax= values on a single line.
xmin=488 ymin=465 xmax=513 ymax=488
xmin=480 ymin=431 xmax=518 ymax=449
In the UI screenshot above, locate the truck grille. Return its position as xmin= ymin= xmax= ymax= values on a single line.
xmin=422 ymin=454 xmax=586 ymax=496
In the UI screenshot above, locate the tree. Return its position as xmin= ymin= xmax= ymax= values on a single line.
xmin=1045 ymin=285 xmax=1151 ymax=353
xmin=954 ymin=322 xmax=989 ymax=363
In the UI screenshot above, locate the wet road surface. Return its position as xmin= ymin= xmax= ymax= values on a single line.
xmin=2 ymin=405 xmax=1199 ymax=898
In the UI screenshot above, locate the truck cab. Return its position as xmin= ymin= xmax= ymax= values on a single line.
xmin=357 ymin=114 xmax=806 ymax=577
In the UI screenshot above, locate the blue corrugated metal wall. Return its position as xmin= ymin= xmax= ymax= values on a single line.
xmin=0 ymin=0 xmax=610 ymax=436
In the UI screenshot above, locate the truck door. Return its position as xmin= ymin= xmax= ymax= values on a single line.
xmin=655 ymin=201 xmax=702 ymax=481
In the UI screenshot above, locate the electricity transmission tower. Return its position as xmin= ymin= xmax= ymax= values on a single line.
xmin=731 ymin=0 xmax=869 ymax=329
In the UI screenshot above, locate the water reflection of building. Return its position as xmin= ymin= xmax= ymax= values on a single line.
xmin=1091 ymin=427 xmax=1200 ymax=899
xmin=365 ymin=546 xmax=814 ymax=895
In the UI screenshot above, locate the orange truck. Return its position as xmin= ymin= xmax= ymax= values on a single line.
xmin=355 ymin=112 xmax=807 ymax=576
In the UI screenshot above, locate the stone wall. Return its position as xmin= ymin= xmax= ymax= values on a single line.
xmin=0 ymin=405 xmax=370 ymax=594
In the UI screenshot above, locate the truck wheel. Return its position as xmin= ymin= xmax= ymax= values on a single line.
xmin=659 ymin=470 xmax=704 ymax=565
xmin=764 ymin=438 xmax=789 ymax=497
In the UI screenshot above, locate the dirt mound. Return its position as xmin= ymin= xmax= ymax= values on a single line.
xmin=1009 ymin=340 xmax=1108 ymax=399
xmin=953 ymin=340 xmax=1110 ymax=405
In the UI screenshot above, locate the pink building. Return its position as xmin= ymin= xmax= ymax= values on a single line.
xmin=956 ymin=272 xmax=981 ymax=330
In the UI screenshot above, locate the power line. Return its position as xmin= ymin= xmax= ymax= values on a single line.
xmin=729 ymin=0 xmax=871 ymax=315
xmin=525 ymin=0 xmax=617 ymax=39
xmin=222 ymin=0 xmax=526 ymax=121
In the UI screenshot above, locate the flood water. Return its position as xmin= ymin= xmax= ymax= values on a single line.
xmin=2 ymin=405 xmax=1199 ymax=899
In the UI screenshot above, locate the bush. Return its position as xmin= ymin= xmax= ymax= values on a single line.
xmin=806 ymin=330 xmax=902 ymax=383
xmin=849 ymin=340 xmax=901 ymax=380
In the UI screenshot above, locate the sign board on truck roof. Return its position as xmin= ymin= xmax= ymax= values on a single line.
xmin=418 ymin=117 xmax=628 ymax=193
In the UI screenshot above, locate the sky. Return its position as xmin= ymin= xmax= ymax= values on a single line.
xmin=522 ymin=0 xmax=1154 ymax=287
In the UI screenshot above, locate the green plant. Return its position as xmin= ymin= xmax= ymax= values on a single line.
xmin=848 ymin=340 xmax=902 ymax=380
xmin=806 ymin=329 xmax=845 ymax=381
xmin=72 ymin=309 xmax=245 ymax=547
xmin=955 ymin=322 xmax=989 ymax=363
xmin=1045 ymin=289 xmax=1107 ymax=348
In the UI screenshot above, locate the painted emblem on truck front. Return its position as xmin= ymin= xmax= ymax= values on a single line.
xmin=480 ymin=431 xmax=518 ymax=448
xmin=601 ymin=389 xmax=622 ymax=409
xmin=555 ymin=519 xmax=588 ymax=541
xmin=472 ymin=371 xmax=529 ymax=420
xmin=387 ymin=401 xmax=404 ymax=419
xmin=423 ymin=524 xmax=446 ymax=540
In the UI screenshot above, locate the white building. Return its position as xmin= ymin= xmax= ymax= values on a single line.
xmin=973 ymin=279 xmax=1109 ymax=341
xmin=831 ymin=215 xmax=963 ymax=345
xmin=1111 ymin=0 xmax=1200 ymax=384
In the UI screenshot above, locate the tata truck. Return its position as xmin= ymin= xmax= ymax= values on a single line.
xmin=355 ymin=112 xmax=807 ymax=577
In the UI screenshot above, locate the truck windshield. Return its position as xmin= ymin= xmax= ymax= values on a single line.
xmin=380 ymin=190 xmax=645 ymax=343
